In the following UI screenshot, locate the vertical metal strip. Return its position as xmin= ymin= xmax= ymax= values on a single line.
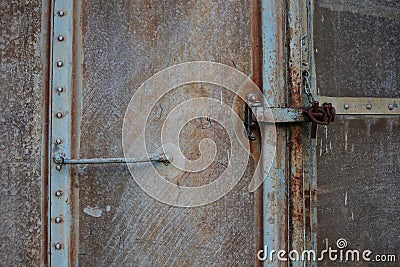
xmin=287 ymin=1 xmax=305 ymax=266
xmin=49 ymin=0 xmax=73 ymax=266
xmin=261 ymin=0 xmax=288 ymax=266
xmin=262 ymin=0 xmax=307 ymax=266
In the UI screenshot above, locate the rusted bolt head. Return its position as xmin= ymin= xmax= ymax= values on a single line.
xmin=344 ymin=104 xmax=349 ymax=109
xmin=388 ymin=104 xmax=394 ymax=110
xmin=366 ymin=104 xmax=372 ymax=110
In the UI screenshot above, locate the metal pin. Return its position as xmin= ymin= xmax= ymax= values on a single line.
xmin=56 ymin=165 xmax=62 ymax=171
xmin=366 ymin=104 xmax=372 ymax=110
xmin=56 ymin=112 xmax=63 ymax=118
xmin=55 ymin=138 xmax=61 ymax=144
xmin=55 ymin=217 xmax=62 ymax=223
xmin=57 ymin=35 xmax=64 ymax=41
xmin=56 ymin=61 xmax=63 ymax=67
xmin=344 ymin=104 xmax=349 ymax=109
xmin=56 ymin=86 xmax=64 ymax=93
xmin=388 ymin=104 xmax=394 ymax=110
xmin=55 ymin=190 xmax=62 ymax=197
xmin=55 ymin=243 xmax=62 ymax=250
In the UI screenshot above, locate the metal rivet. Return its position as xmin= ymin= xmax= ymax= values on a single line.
xmin=366 ymin=104 xmax=372 ymax=110
xmin=56 ymin=165 xmax=62 ymax=171
xmin=55 ymin=138 xmax=61 ymax=144
xmin=56 ymin=86 xmax=64 ymax=93
xmin=55 ymin=190 xmax=62 ymax=197
xmin=55 ymin=217 xmax=62 ymax=223
xmin=56 ymin=112 xmax=63 ymax=118
xmin=55 ymin=243 xmax=62 ymax=250
xmin=344 ymin=104 xmax=349 ymax=109
xmin=388 ymin=104 xmax=394 ymax=110
xmin=56 ymin=61 xmax=63 ymax=67
xmin=58 ymin=10 xmax=65 ymax=17
xmin=57 ymin=35 xmax=64 ymax=41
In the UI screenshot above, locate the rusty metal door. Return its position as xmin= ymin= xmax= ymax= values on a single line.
xmin=2 ymin=0 xmax=399 ymax=266
xmin=45 ymin=0 xmax=318 ymax=265
xmin=313 ymin=0 xmax=400 ymax=266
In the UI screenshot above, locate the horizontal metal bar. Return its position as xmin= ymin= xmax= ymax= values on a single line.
xmin=54 ymin=154 xmax=171 ymax=165
xmin=320 ymin=96 xmax=400 ymax=115
xmin=254 ymin=106 xmax=308 ymax=123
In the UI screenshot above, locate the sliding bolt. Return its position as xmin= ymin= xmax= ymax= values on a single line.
xmin=388 ymin=104 xmax=394 ymax=110
xmin=56 ymin=61 xmax=63 ymax=67
xmin=57 ymin=35 xmax=64 ymax=41
xmin=366 ymin=104 xmax=372 ymax=110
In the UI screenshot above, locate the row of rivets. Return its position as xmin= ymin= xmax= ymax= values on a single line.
xmin=53 ymin=8 xmax=66 ymax=253
xmin=343 ymin=103 xmax=396 ymax=110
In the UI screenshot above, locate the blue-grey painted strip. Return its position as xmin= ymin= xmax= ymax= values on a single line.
xmin=49 ymin=0 xmax=73 ymax=266
xmin=261 ymin=0 xmax=288 ymax=266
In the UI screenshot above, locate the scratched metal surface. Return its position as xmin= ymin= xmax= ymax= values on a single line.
xmin=77 ymin=0 xmax=256 ymax=266
xmin=314 ymin=0 xmax=400 ymax=98
xmin=0 ymin=0 xmax=48 ymax=266
xmin=314 ymin=0 xmax=400 ymax=265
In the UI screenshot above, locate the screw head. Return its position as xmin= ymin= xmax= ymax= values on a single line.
xmin=388 ymin=104 xmax=394 ymax=110
xmin=54 ymin=243 xmax=62 ymax=250
xmin=344 ymin=104 xmax=350 ymax=109
xmin=56 ymin=112 xmax=63 ymax=118
xmin=56 ymin=61 xmax=63 ymax=67
xmin=366 ymin=104 xmax=372 ymax=110
xmin=56 ymin=165 xmax=62 ymax=171
xmin=57 ymin=35 xmax=64 ymax=41
xmin=55 ymin=190 xmax=62 ymax=197
xmin=55 ymin=217 xmax=62 ymax=223
xmin=56 ymin=86 xmax=64 ymax=93
xmin=58 ymin=10 xmax=65 ymax=16
xmin=55 ymin=138 xmax=61 ymax=144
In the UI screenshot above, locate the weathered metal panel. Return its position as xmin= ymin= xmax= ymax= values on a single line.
xmin=316 ymin=117 xmax=400 ymax=265
xmin=314 ymin=0 xmax=400 ymax=266
xmin=314 ymin=0 xmax=400 ymax=98
xmin=76 ymin=0 xmax=257 ymax=266
xmin=0 ymin=0 xmax=49 ymax=265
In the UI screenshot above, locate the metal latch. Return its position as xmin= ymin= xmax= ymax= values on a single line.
xmin=245 ymin=95 xmax=336 ymax=139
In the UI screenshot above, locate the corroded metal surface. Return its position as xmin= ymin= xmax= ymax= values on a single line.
xmin=0 ymin=0 xmax=49 ymax=265
xmin=314 ymin=0 xmax=400 ymax=98
xmin=77 ymin=0 xmax=257 ymax=265
xmin=314 ymin=1 xmax=400 ymax=266
xmin=316 ymin=117 xmax=400 ymax=266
